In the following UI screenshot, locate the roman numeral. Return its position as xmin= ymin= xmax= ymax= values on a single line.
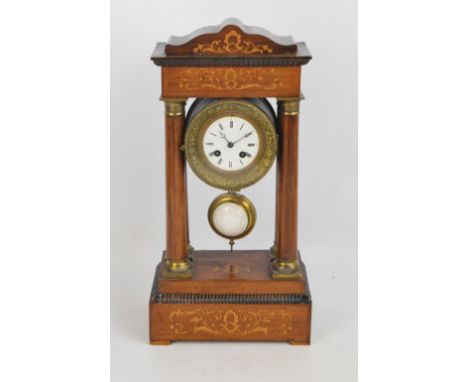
xmin=230 ymin=120 xmax=233 ymax=128
xmin=229 ymin=160 xmax=232 ymax=168
xmin=206 ymin=142 xmax=214 ymax=145
xmin=218 ymin=158 xmax=222 ymax=165
xmin=209 ymin=132 xmax=216 ymax=137
xmin=239 ymin=123 xmax=245 ymax=131
xmin=218 ymin=123 xmax=223 ymax=130
xmin=248 ymin=143 xmax=255 ymax=147
xmin=239 ymin=159 xmax=244 ymax=165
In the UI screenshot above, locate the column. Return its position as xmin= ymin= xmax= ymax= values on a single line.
xmin=162 ymin=98 xmax=192 ymax=279
xmin=272 ymin=97 xmax=303 ymax=279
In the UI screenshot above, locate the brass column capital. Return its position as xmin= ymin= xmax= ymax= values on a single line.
xmin=161 ymin=97 xmax=187 ymax=116
xmin=277 ymin=95 xmax=305 ymax=116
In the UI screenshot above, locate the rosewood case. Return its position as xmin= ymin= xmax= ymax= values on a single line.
xmin=150 ymin=18 xmax=312 ymax=345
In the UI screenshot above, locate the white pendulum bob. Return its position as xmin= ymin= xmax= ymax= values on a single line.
xmin=211 ymin=201 xmax=249 ymax=238
xmin=208 ymin=193 xmax=256 ymax=252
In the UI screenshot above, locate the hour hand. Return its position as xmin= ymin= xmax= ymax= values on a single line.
xmin=219 ymin=131 xmax=230 ymax=143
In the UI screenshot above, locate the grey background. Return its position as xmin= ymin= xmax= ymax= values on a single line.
xmin=111 ymin=0 xmax=357 ymax=380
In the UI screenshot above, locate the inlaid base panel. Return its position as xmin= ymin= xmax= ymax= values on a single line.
xmin=149 ymin=250 xmax=312 ymax=344
xmin=150 ymin=303 xmax=311 ymax=344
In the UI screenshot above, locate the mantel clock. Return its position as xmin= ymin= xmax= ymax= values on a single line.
xmin=149 ymin=19 xmax=313 ymax=345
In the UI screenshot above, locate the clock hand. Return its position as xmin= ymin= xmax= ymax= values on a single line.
xmin=219 ymin=131 xmax=231 ymax=144
xmin=219 ymin=131 xmax=236 ymax=148
xmin=232 ymin=131 xmax=253 ymax=145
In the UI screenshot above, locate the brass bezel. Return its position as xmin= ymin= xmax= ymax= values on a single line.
xmin=185 ymin=100 xmax=277 ymax=191
xmin=208 ymin=193 xmax=257 ymax=240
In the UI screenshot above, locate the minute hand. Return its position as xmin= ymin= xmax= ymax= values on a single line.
xmin=232 ymin=132 xmax=252 ymax=145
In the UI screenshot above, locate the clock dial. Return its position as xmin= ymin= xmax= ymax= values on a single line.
xmin=202 ymin=116 xmax=260 ymax=171
xmin=185 ymin=99 xmax=277 ymax=191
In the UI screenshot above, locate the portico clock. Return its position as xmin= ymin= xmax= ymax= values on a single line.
xmin=149 ymin=18 xmax=313 ymax=346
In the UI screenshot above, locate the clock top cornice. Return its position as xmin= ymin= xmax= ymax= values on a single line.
xmin=151 ymin=18 xmax=311 ymax=67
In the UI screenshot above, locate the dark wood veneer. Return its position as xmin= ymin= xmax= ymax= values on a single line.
xmin=165 ymin=18 xmax=296 ymax=56
xmin=151 ymin=18 xmax=311 ymax=67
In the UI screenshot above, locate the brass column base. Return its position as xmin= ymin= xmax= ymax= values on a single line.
xmin=271 ymin=259 xmax=303 ymax=280
xmin=163 ymin=258 xmax=192 ymax=279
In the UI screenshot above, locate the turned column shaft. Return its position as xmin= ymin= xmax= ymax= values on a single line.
xmin=164 ymin=99 xmax=188 ymax=262
xmin=273 ymin=158 xmax=280 ymax=252
xmin=276 ymin=99 xmax=301 ymax=263
xmin=184 ymin=171 xmax=190 ymax=247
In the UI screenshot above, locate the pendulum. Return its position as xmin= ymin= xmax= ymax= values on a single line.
xmin=208 ymin=193 xmax=256 ymax=250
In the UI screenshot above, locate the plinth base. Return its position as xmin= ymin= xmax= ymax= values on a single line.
xmin=149 ymin=250 xmax=312 ymax=344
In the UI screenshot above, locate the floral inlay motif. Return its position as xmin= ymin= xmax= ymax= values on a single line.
xmin=193 ymin=30 xmax=273 ymax=55
xmin=169 ymin=309 xmax=292 ymax=335
xmin=177 ymin=68 xmax=283 ymax=91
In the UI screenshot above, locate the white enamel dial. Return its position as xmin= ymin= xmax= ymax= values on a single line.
xmin=202 ymin=116 xmax=260 ymax=171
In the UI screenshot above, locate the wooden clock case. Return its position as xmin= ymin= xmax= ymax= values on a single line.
xmin=149 ymin=19 xmax=312 ymax=345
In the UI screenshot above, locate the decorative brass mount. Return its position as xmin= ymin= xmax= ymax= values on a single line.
xmin=271 ymin=259 xmax=303 ymax=280
xmin=163 ymin=258 xmax=193 ymax=279
xmin=277 ymin=95 xmax=304 ymax=116
xmin=161 ymin=98 xmax=187 ymax=116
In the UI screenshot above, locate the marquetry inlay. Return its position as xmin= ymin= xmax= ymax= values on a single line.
xmin=169 ymin=308 xmax=292 ymax=335
xmin=177 ymin=67 xmax=284 ymax=91
xmin=193 ymin=30 xmax=273 ymax=55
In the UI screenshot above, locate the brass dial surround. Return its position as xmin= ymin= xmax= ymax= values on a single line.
xmin=185 ymin=99 xmax=278 ymax=191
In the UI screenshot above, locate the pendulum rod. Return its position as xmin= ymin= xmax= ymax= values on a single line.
xmin=228 ymin=189 xmax=236 ymax=252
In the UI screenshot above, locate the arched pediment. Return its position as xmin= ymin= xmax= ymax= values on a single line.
xmin=165 ymin=18 xmax=297 ymax=56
